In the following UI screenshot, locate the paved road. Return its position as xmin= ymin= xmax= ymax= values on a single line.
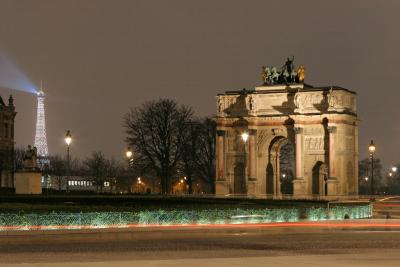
xmin=1 ymin=222 xmax=400 ymax=266
xmin=374 ymin=196 xmax=400 ymax=218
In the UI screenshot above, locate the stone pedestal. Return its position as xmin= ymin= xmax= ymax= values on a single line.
xmin=215 ymin=181 xmax=229 ymax=195
xmin=326 ymin=179 xmax=339 ymax=196
xmin=15 ymin=171 xmax=42 ymax=194
xmin=292 ymin=179 xmax=306 ymax=197
xmin=247 ymin=180 xmax=260 ymax=196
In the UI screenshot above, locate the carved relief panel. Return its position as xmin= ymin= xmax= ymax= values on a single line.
xmin=304 ymin=136 xmax=325 ymax=152
xmin=294 ymin=92 xmax=325 ymax=113
xmin=327 ymin=90 xmax=356 ymax=113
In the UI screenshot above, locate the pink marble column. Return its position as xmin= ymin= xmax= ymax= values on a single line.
xmin=248 ymin=129 xmax=257 ymax=181
xmin=328 ymin=126 xmax=337 ymax=179
xmin=216 ymin=130 xmax=225 ymax=180
xmin=294 ymin=127 xmax=303 ymax=180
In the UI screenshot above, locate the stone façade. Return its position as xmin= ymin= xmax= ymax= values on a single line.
xmin=0 ymin=94 xmax=16 ymax=188
xmin=215 ymin=84 xmax=358 ymax=199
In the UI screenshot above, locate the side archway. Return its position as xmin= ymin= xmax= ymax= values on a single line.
xmin=312 ymin=161 xmax=327 ymax=196
xmin=234 ymin=162 xmax=246 ymax=194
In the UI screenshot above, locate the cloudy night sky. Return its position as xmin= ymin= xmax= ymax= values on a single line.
xmin=0 ymin=0 xmax=398 ymax=167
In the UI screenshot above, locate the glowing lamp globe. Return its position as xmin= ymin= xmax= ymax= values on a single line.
xmin=65 ymin=130 xmax=72 ymax=146
xmin=126 ymin=148 xmax=133 ymax=158
xmin=241 ymin=132 xmax=249 ymax=142
xmin=368 ymin=140 xmax=376 ymax=154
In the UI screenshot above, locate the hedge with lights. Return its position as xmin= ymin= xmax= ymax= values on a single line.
xmin=0 ymin=205 xmax=371 ymax=231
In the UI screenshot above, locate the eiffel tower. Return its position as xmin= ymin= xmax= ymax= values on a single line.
xmin=34 ymin=84 xmax=49 ymax=165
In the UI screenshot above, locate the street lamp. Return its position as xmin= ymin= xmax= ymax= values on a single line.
xmin=241 ymin=132 xmax=249 ymax=142
xmin=126 ymin=146 xmax=133 ymax=168
xmin=392 ymin=166 xmax=398 ymax=173
xmin=368 ymin=140 xmax=376 ymax=195
xmin=65 ymin=130 xmax=72 ymax=192
xmin=364 ymin=176 xmax=369 ymax=195
xmin=65 ymin=130 xmax=72 ymax=147
xmin=126 ymin=147 xmax=133 ymax=159
xmin=125 ymin=147 xmax=134 ymax=193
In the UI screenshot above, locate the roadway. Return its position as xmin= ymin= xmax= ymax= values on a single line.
xmin=1 ymin=220 xmax=400 ymax=266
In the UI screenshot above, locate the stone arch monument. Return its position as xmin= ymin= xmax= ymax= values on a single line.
xmin=215 ymin=59 xmax=358 ymax=199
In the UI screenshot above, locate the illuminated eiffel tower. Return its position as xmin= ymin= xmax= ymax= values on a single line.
xmin=34 ymin=84 xmax=49 ymax=160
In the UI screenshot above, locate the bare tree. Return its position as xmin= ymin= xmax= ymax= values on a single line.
xmin=105 ymin=157 xmax=125 ymax=192
xmin=45 ymin=155 xmax=67 ymax=191
xmin=193 ymin=117 xmax=216 ymax=193
xmin=179 ymin=120 xmax=200 ymax=194
xmin=386 ymin=163 xmax=400 ymax=195
xmin=124 ymin=98 xmax=193 ymax=194
xmin=83 ymin=152 xmax=108 ymax=192
xmin=359 ymin=157 xmax=383 ymax=194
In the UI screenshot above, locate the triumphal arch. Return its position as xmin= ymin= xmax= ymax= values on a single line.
xmin=215 ymin=58 xmax=358 ymax=199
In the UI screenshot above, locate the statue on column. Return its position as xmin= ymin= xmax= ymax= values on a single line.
xmin=249 ymin=95 xmax=256 ymax=111
xmin=282 ymin=56 xmax=295 ymax=75
xmin=259 ymin=57 xmax=305 ymax=85
xmin=327 ymin=87 xmax=336 ymax=110
xmin=261 ymin=66 xmax=268 ymax=84
xmin=297 ymin=65 xmax=305 ymax=83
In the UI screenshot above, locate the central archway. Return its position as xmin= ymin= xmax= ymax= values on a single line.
xmin=312 ymin=161 xmax=327 ymax=196
xmin=279 ymin=140 xmax=295 ymax=195
xmin=266 ymin=136 xmax=295 ymax=197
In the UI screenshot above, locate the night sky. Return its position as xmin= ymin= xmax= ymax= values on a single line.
xmin=0 ymin=0 xmax=398 ymax=169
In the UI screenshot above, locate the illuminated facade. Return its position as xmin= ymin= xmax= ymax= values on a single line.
xmin=0 ymin=94 xmax=16 ymax=188
xmin=215 ymin=84 xmax=358 ymax=199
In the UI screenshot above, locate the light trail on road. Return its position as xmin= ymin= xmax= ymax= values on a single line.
xmin=2 ymin=220 xmax=400 ymax=231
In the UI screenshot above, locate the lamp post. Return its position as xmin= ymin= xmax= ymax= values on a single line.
xmin=368 ymin=140 xmax=376 ymax=195
xmin=126 ymin=147 xmax=133 ymax=193
xmin=364 ymin=176 xmax=369 ymax=195
xmin=65 ymin=130 xmax=72 ymax=192
xmin=240 ymin=131 xmax=249 ymax=194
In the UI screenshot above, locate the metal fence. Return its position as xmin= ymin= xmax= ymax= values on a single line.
xmin=0 ymin=205 xmax=372 ymax=231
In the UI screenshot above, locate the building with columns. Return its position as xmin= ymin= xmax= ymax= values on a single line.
xmin=0 ymin=94 xmax=16 ymax=189
xmin=215 ymin=81 xmax=358 ymax=199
